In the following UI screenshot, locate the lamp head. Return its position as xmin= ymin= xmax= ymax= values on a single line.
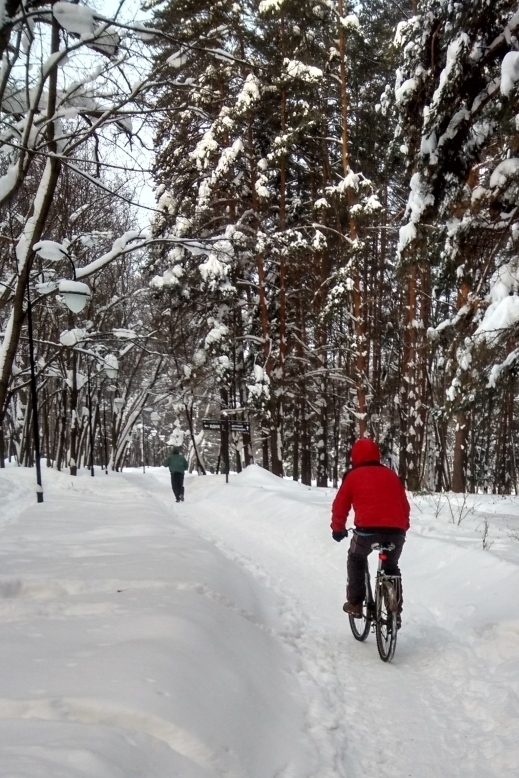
xmin=59 ymin=279 xmax=91 ymax=313
xmin=113 ymin=397 xmax=124 ymax=414
xmin=103 ymin=354 xmax=119 ymax=379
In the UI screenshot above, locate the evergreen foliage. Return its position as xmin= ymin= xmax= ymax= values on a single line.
xmin=4 ymin=0 xmax=519 ymax=492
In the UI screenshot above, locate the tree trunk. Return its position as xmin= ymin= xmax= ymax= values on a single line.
xmin=0 ymin=20 xmax=62 ymax=424
xmin=262 ymin=435 xmax=269 ymax=470
xmin=300 ymin=397 xmax=312 ymax=486
xmin=184 ymin=400 xmax=206 ymax=474
xmin=337 ymin=0 xmax=367 ymax=437
xmin=292 ymin=402 xmax=300 ymax=482
xmin=452 ymin=411 xmax=468 ymax=492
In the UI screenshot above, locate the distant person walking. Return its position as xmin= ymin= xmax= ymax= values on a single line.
xmin=164 ymin=447 xmax=188 ymax=502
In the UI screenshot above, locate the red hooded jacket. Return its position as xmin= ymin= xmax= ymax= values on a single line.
xmin=331 ymin=440 xmax=410 ymax=533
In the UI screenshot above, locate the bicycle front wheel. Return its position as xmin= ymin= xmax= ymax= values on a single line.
xmin=375 ymin=579 xmax=398 ymax=662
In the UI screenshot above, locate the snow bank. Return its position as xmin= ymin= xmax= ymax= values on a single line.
xmin=0 ymin=466 xmax=317 ymax=778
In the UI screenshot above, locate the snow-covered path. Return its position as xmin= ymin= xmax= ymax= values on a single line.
xmin=146 ymin=466 xmax=519 ymax=778
xmin=0 ymin=464 xmax=518 ymax=777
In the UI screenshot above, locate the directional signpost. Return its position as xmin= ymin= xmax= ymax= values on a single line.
xmin=202 ymin=419 xmax=223 ymax=431
xmin=229 ymin=421 xmax=250 ymax=433
xmin=202 ymin=419 xmax=250 ymax=433
xmin=202 ymin=418 xmax=250 ymax=483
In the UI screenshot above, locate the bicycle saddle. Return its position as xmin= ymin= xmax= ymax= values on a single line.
xmin=371 ymin=542 xmax=395 ymax=552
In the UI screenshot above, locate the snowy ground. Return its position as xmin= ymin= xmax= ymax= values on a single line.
xmin=0 ymin=464 xmax=518 ymax=777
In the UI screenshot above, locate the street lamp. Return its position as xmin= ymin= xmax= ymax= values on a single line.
xmin=57 ymin=268 xmax=91 ymax=476
xmin=113 ymin=397 xmax=124 ymax=414
xmin=31 ymin=242 xmax=90 ymax=485
xmin=59 ymin=279 xmax=91 ymax=313
xmin=103 ymin=354 xmax=118 ymax=380
xmin=32 ymin=241 xmax=91 ymax=314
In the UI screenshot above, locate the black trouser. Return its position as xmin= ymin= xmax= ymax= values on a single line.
xmin=347 ymin=530 xmax=405 ymax=606
xmin=170 ymin=471 xmax=184 ymax=501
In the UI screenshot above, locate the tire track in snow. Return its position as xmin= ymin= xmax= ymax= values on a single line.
xmin=166 ymin=529 xmax=354 ymax=778
xmin=187 ymin=536 xmax=463 ymax=778
xmin=159 ymin=502 xmax=466 ymax=778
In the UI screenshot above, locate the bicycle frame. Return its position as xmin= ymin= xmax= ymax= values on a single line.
xmin=374 ymin=546 xmax=401 ymax=617
xmin=366 ymin=544 xmax=401 ymax=632
xmin=348 ymin=540 xmax=401 ymax=661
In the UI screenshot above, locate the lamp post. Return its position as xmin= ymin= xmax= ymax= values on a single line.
xmin=102 ymin=356 xmax=118 ymax=475
xmin=102 ymin=398 xmax=109 ymax=474
xmin=86 ymin=365 xmax=94 ymax=477
xmin=141 ymin=417 xmax=145 ymax=473
xmin=150 ymin=412 xmax=160 ymax=467
xmin=112 ymin=397 xmax=124 ymax=473
xmin=26 ymin=279 xmax=43 ymax=503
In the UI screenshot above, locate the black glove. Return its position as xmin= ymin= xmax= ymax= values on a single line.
xmin=332 ymin=529 xmax=348 ymax=542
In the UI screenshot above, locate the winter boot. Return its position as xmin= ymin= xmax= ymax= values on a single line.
xmin=343 ymin=601 xmax=363 ymax=617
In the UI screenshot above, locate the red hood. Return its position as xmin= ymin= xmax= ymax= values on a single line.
xmin=351 ymin=439 xmax=381 ymax=467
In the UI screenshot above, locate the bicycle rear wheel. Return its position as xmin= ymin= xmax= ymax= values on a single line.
xmin=375 ymin=579 xmax=398 ymax=662
xmin=348 ymin=571 xmax=372 ymax=642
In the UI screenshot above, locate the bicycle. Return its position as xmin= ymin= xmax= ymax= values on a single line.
xmin=348 ymin=542 xmax=402 ymax=663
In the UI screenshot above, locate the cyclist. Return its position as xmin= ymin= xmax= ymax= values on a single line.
xmin=331 ymin=439 xmax=410 ymax=618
